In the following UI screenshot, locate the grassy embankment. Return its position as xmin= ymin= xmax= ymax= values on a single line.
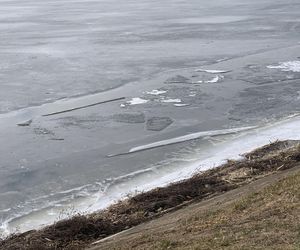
xmin=95 ymin=164 xmax=300 ymax=250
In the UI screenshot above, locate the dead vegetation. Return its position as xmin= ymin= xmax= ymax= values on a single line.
xmin=1 ymin=140 xmax=300 ymax=250
xmin=103 ymin=169 xmax=300 ymax=250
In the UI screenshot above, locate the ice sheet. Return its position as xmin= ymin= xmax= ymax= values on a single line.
xmin=145 ymin=90 xmax=167 ymax=95
xmin=161 ymin=98 xmax=182 ymax=103
xmin=195 ymin=69 xmax=230 ymax=74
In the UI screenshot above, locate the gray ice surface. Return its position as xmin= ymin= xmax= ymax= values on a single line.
xmin=0 ymin=0 xmax=300 ymax=234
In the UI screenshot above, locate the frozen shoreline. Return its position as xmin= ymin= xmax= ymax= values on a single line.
xmin=2 ymin=114 xmax=300 ymax=236
xmin=1 ymin=133 xmax=300 ymax=249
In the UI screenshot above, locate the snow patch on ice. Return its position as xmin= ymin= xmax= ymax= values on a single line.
xmin=267 ymin=61 xmax=300 ymax=72
xmin=206 ymin=75 xmax=223 ymax=83
xmin=174 ymin=104 xmax=189 ymax=107
xmin=161 ymin=98 xmax=182 ymax=103
xmin=195 ymin=69 xmax=230 ymax=74
xmin=126 ymin=97 xmax=149 ymax=105
xmin=145 ymin=89 xmax=167 ymax=95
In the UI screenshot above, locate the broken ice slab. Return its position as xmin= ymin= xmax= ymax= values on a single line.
xmin=17 ymin=119 xmax=32 ymax=127
xmin=195 ymin=69 xmax=231 ymax=74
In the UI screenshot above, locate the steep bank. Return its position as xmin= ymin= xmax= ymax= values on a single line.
xmin=92 ymin=163 xmax=300 ymax=250
xmin=1 ymin=140 xmax=300 ymax=249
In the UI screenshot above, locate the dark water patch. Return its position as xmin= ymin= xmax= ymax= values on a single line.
xmin=146 ymin=117 xmax=173 ymax=131
xmin=54 ymin=116 xmax=107 ymax=129
xmin=33 ymin=128 xmax=55 ymax=136
xmin=164 ymin=75 xmax=191 ymax=84
xmin=240 ymin=64 xmax=300 ymax=85
xmin=112 ymin=113 xmax=145 ymax=124
xmin=228 ymin=81 xmax=300 ymax=122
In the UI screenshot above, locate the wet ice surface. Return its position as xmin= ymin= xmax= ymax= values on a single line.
xmin=1 ymin=0 xmax=300 ymax=235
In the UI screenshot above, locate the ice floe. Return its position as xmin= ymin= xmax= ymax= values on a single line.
xmin=174 ymin=104 xmax=189 ymax=107
xmin=129 ymin=126 xmax=256 ymax=153
xmin=145 ymin=89 xmax=167 ymax=95
xmin=195 ymin=69 xmax=230 ymax=74
xmin=267 ymin=61 xmax=300 ymax=72
xmin=17 ymin=119 xmax=32 ymax=127
xmin=205 ymin=75 xmax=223 ymax=83
xmin=126 ymin=97 xmax=149 ymax=105
xmin=161 ymin=98 xmax=182 ymax=103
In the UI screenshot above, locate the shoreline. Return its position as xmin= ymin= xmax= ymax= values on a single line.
xmin=91 ymin=163 xmax=300 ymax=250
xmin=1 ymin=139 xmax=300 ymax=249
xmin=2 ymin=113 xmax=300 ymax=236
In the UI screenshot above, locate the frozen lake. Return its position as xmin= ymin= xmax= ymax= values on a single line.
xmin=0 ymin=0 xmax=300 ymax=234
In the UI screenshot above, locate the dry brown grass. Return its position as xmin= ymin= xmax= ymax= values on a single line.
xmin=107 ymin=171 xmax=300 ymax=250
